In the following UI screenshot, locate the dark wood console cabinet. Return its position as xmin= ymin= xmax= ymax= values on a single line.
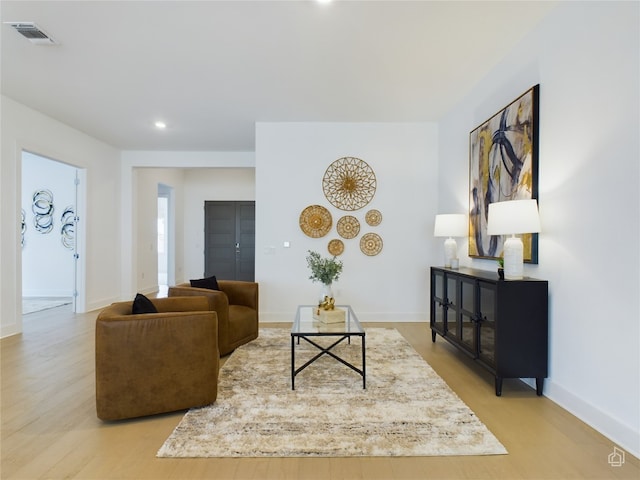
xmin=430 ymin=266 xmax=548 ymax=396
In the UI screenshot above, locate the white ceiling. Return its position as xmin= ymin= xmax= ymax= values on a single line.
xmin=1 ymin=1 xmax=557 ymax=152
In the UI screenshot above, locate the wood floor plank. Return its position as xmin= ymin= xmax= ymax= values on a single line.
xmin=1 ymin=307 xmax=638 ymax=479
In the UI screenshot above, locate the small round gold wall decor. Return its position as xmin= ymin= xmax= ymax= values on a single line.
xmin=299 ymin=205 xmax=332 ymax=238
xmin=328 ymin=239 xmax=344 ymax=256
xmin=322 ymin=157 xmax=377 ymax=211
xmin=365 ymin=209 xmax=382 ymax=226
xmin=336 ymin=215 xmax=360 ymax=239
xmin=360 ymin=232 xmax=383 ymax=256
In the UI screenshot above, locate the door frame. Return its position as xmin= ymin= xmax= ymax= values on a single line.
xmin=20 ymin=149 xmax=87 ymax=314
xmin=157 ymin=183 xmax=175 ymax=288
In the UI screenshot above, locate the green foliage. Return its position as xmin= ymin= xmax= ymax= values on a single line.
xmin=305 ymin=250 xmax=343 ymax=284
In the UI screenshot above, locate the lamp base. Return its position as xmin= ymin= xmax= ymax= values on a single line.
xmin=503 ymin=235 xmax=524 ymax=280
xmin=443 ymin=237 xmax=457 ymax=268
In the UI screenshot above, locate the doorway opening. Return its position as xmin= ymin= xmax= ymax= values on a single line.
xmin=157 ymin=184 xmax=174 ymax=296
xmin=21 ymin=150 xmax=85 ymax=314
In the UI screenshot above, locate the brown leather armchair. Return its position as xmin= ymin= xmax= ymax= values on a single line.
xmin=168 ymin=280 xmax=258 ymax=356
xmin=95 ymin=296 xmax=219 ymax=421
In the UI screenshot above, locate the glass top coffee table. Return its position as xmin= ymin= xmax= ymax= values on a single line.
xmin=291 ymin=305 xmax=366 ymax=390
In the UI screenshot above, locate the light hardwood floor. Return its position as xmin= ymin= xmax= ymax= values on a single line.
xmin=2 ymin=305 xmax=638 ymax=480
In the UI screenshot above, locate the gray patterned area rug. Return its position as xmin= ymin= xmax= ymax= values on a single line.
xmin=157 ymin=328 xmax=507 ymax=458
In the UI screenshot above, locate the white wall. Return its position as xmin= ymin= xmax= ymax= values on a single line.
xmin=437 ymin=2 xmax=639 ymax=456
xmin=1 ymin=96 xmax=121 ymax=336
xmin=182 ymin=168 xmax=255 ymax=281
xmin=255 ymin=122 xmax=438 ymax=322
xmin=21 ymin=152 xmax=76 ymax=297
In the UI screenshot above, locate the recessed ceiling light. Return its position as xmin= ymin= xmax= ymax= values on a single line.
xmin=154 ymin=121 xmax=167 ymax=129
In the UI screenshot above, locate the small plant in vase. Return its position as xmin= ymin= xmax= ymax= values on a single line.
xmin=497 ymin=255 xmax=505 ymax=280
xmin=305 ymin=250 xmax=343 ymax=304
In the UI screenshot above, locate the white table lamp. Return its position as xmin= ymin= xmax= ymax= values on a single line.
xmin=487 ymin=199 xmax=541 ymax=280
xmin=434 ymin=214 xmax=467 ymax=268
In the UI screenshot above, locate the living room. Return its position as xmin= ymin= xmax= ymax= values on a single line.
xmin=1 ymin=1 xmax=638 ymax=477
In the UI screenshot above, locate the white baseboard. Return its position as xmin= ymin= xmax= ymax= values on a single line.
xmin=138 ymin=285 xmax=159 ymax=296
xmin=545 ymin=379 xmax=639 ymax=459
xmin=85 ymin=295 xmax=121 ymax=313
xmin=1 ymin=322 xmax=21 ymax=338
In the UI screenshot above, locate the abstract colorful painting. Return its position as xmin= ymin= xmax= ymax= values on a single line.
xmin=469 ymin=85 xmax=539 ymax=262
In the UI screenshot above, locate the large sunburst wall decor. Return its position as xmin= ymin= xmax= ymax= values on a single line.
xmin=322 ymin=157 xmax=377 ymax=211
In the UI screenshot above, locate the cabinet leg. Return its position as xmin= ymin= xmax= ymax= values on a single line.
xmin=495 ymin=377 xmax=503 ymax=396
xmin=536 ymin=378 xmax=544 ymax=396
xmin=431 ymin=330 xmax=436 ymax=342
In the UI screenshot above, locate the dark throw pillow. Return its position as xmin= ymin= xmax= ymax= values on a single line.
xmin=132 ymin=293 xmax=158 ymax=314
xmin=190 ymin=275 xmax=220 ymax=291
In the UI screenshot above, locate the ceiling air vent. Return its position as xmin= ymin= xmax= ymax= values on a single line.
xmin=4 ymin=22 xmax=58 ymax=45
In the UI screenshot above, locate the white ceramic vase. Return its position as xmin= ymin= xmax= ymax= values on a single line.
xmin=319 ymin=283 xmax=333 ymax=304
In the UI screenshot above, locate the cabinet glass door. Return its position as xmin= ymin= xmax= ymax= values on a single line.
xmin=431 ymin=270 xmax=446 ymax=334
xmin=445 ymin=276 xmax=458 ymax=339
xmin=478 ymin=281 xmax=496 ymax=366
xmin=459 ymin=277 xmax=476 ymax=353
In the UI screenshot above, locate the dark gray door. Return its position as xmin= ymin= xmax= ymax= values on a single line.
xmin=204 ymin=201 xmax=255 ymax=281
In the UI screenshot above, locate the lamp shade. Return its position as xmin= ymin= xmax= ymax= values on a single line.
xmin=434 ymin=214 xmax=467 ymax=237
xmin=487 ymin=199 xmax=541 ymax=235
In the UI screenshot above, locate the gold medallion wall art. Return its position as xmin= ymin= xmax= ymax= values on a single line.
xmin=360 ymin=232 xmax=383 ymax=256
xmin=299 ymin=205 xmax=332 ymax=238
xmin=336 ymin=215 xmax=360 ymax=239
xmin=327 ymin=239 xmax=344 ymax=256
xmin=300 ymin=157 xmax=384 ymax=256
xmin=322 ymin=157 xmax=377 ymax=211
xmin=365 ymin=209 xmax=382 ymax=226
